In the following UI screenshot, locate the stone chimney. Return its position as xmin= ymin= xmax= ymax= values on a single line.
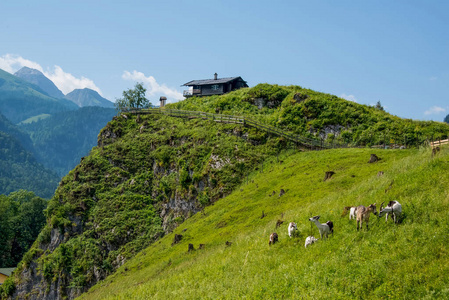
xmin=160 ymin=96 xmax=167 ymax=108
xmin=214 ymin=73 xmax=218 ymax=80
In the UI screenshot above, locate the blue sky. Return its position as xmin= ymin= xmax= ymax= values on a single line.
xmin=0 ymin=0 xmax=448 ymax=121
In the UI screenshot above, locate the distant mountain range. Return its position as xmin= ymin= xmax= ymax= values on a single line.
xmin=14 ymin=67 xmax=65 ymax=99
xmin=65 ymin=88 xmax=114 ymax=108
xmin=0 ymin=67 xmax=117 ymax=196
xmin=14 ymin=66 xmax=115 ymax=108
xmin=0 ymin=68 xmax=78 ymax=123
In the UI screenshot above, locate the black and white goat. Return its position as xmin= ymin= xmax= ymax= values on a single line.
xmin=379 ymin=201 xmax=402 ymax=223
xmin=309 ymin=215 xmax=334 ymax=239
xmin=288 ymin=222 xmax=298 ymax=237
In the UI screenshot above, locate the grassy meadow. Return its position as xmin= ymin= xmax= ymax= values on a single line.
xmin=80 ymin=145 xmax=449 ymax=299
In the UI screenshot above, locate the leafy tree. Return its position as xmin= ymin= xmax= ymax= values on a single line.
xmin=0 ymin=190 xmax=47 ymax=267
xmin=376 ymin=101 xmax=385 ymax=111
xmin=115 ymin=83 xmax=150 ymax=112
xmin=444 ymin=114 xmax=449 ymax=124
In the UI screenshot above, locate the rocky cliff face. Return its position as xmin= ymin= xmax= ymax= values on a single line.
xmin=7 ymin=112 xmax=278 ymax=299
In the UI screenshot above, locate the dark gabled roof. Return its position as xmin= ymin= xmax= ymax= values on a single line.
xmin=182 ymin=77 xmax=246 ymax=86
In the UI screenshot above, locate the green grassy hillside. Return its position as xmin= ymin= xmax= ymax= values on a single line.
xmin=81 ymin=146 xmax=449 ymax=299
xmin=3 ymin=84 xmax=449 ymax=299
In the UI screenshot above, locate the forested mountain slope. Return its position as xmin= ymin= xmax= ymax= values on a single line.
xmin=0 ymin=111 xmax=34 ymax=153
xmin=20 ymin=107 xmax=116 ymax=176
xmin=0 ymin=130 xmax=58 ymax=198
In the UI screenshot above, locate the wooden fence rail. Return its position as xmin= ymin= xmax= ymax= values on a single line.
xmin=430 ymin=139 xmax=449 ymax=147
xmin=123 ymin=108 xmax=348 ymax=149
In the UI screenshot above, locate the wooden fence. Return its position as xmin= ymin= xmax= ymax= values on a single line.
xmin=123 ymin=108 xmax=348 ymax=150
xmin=430 ymin=139 xmax=449 ymax=147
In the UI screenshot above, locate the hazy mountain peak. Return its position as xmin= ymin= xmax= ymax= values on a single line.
xmin=65 ymin=88 xmax=114 ymax=108
xmin=14 ymin=66 xmax=65 ymax=99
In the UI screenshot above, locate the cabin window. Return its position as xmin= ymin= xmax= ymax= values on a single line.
xmin=211 ymin=84 xmax=219 ymax=91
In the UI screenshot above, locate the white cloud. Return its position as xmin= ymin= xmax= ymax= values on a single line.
xmin=340 ymin=93 xmax=357 ymax=103
xmin=122 ymin=70 xmax=183 ymax=104
xmin=424 ymin=106 xmax=446 ymax=115
xmin=0 ymin=54 xmax=102 ymax=95
xmin=0 ymin=54 xmax=43 ymax=73
xmin=44 ymin=65 xmax=102 ymax=95
xmin=429 ymin=76 xmax=438 ymax=81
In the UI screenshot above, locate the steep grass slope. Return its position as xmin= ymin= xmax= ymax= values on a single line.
xmin=81 ymin=146 xmax=449 ymax=299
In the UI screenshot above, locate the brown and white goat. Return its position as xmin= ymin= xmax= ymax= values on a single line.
xmin=356 ymin=203 xmax=377 ymax=230
xmin=309 ymin=216 xmax=334 ymax=239
xmin=379 ymin=201 xmax=402 ymax=223
xmin=269 ymin=232 xmax=279 ymax=245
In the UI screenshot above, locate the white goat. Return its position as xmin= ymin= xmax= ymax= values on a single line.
xmin=305 ymin=236 xmax=318 ymax=248
xmin=349 ymin=207 xmax=357 ymax=220
xmin=342 ymin=206 xmax=357 ymax=220
xmin=379 ymin=201 xmax=402 ymax=223
xmin=309 ymin=215 xmax=334 ymax=239
xmin=288 ymin=222 xmax=298 ymax=237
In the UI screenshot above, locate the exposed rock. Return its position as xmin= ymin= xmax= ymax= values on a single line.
xmin=98 ymin=124 xmax=122 ymax=147
xmin=293 ymin=93 xmax=309 ymax=103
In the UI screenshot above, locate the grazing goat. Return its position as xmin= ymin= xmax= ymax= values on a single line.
xmin=379 ymin=201 xmax=402 ymax=223
xmin=269 ymin=232 xmax=279 ymax=245
xmin=288 ymin=222 xmax=297 ymax=237
xmin=275 ymin=219 xmax=284 ymax=228
xmin=305 ymin=236 xmax=318 ymax=248
xmin=309 ymin=216 xmax=334 ymax=239
xmin=349 ymin=207 xmax=357 ymax=220
xmin=356 ymin=203 xmax=377 ymax=231
xmin=342 ymin=206 xmax=357 ymax=220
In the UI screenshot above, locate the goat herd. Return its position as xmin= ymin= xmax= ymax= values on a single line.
xmin=269 ymin=200 xmax=402 ymax=248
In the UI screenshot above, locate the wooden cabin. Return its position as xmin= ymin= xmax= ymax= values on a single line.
xmin=182 ymin=73 xmax=248 ymax=97
xmin=0 ymin=268 xmax=15 ymax=285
